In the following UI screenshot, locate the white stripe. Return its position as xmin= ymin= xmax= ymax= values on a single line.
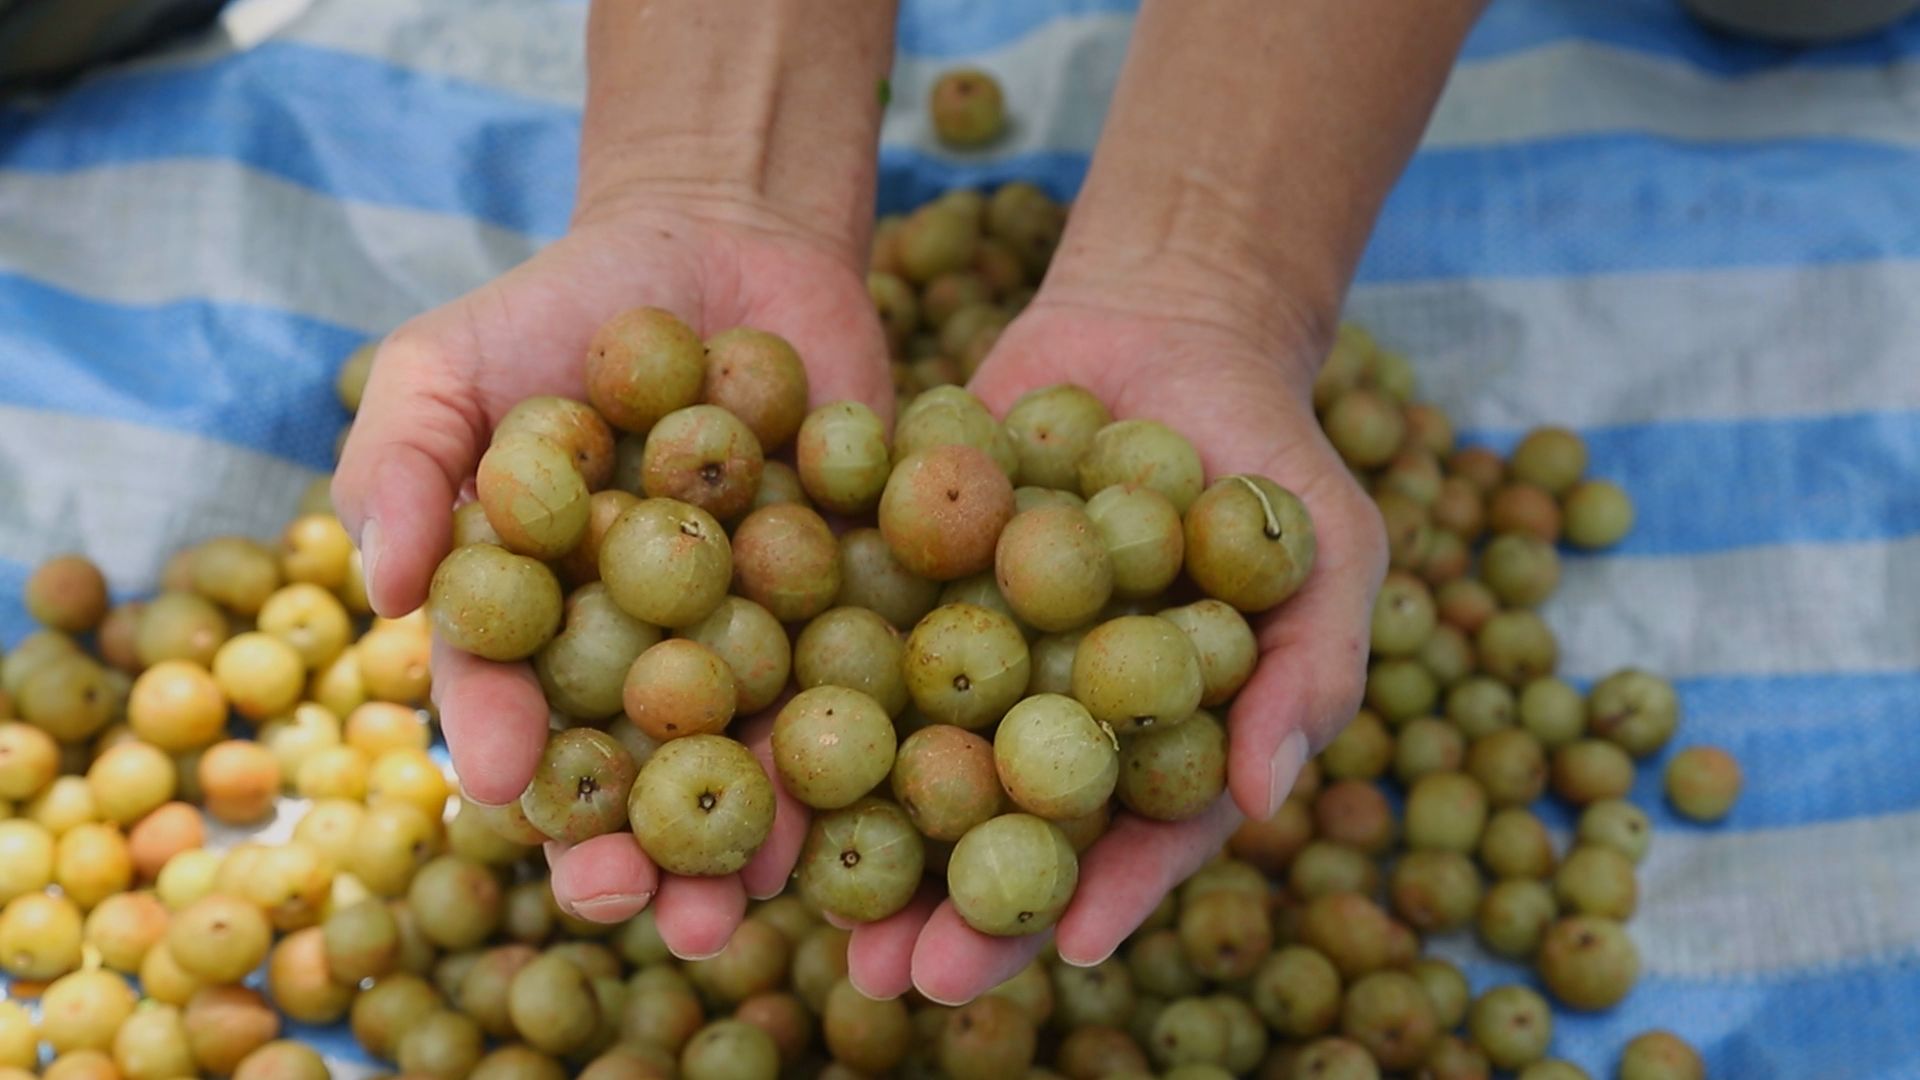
xmin=1426 ymin=808 xmax=1920 ymax=977
xmin=1346 ymin=262 xmax=1920 ymax=429
xmin=0 ymin=407 xmax=322 ymax=590
xmin=1545 ymin=536 xmax=1920 ymax=681
xmin=0 ymin=162 xmax=537 ymax=334
xmin=4 ymin=165 xmax=1918 ymax=432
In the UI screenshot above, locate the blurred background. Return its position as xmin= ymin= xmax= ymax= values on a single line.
xmin=1 ymin=0 xmax=1918 ymax=1075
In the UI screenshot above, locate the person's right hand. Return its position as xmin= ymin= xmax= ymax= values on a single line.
xmin=331 ymin=194 xmax=893 ymax=958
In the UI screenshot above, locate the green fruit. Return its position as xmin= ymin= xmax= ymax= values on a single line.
xmin=770 ymin=686 xmax=897 ymax=810
xmin=1466 ymin=728 xmax=1549 ymax=807
xmin=939 ymin=996 xmax=1037 ymax=1080
xmin=1481 ymin=533 xmax=1561 ymax=608
xmin=793 ymin=607 xmax=908 ymax=717
xmin=639 ymin=404 xmax=765 ymax=521
xmin=478 ymin=435 xmax=591 ymax=560
xmin=167 ymin=894 xmax=272 ymax=984
xmin=1446 ymin=676 xmax=1516 ymax=739
xmin=1079 ymin=485 xmax=1187 ymax=606
xmin=396 ymin=1009 xmax=484 ymax=1079
xmin=929 ymin=68 xmax=1006 ymax=147
xmin=24 ymin=555 xmax=108 ymax=634
xmin=1421 ymin=1035 xmax=1494 ymax=1080
xmin=469 ymin=1046 xmax=569 ymax=1080
xmin=1177 ymin=889 xmax=1271 ymax=982
xmin=1388 ymin=850 xmax=1481 ymax=932
xmin=1518 ymin=677 xmax=1587 ymax=748
xmin=796 ymin=797 xmax=924 ymax=923
xmin=1077 ymin=419 xmax=1204 ymax=514
xmin=730 ymin=504 xmax=842 ymax=623
xmin=321 ymin=898 xmax=400 ymax=984
xmin=620 ymin=984 xmax=704 ymax=1053
xmin=406 ymin=856 xmax=503 ymax=950
xmin=1404 ymin=772 xmax=1489 ymax=853
xmin=1004 ymin=385 xmax=1112 ymax=490
xmin=796 ymin=402 xmax=891 ymax=515
xmin=1147 ymin=997 xmax=1228 ymax=1070
xmin=1056 ymin=1025 xmax=1151 ymax=1079
xmin=1475 ymin=610 xmax=1559 ymax=685
xmin=903 ymin=603 xmax=1031 ymax=730
xmin=535 ymin=583 xmax=663 ymax=720
xmin=1664 ymin=746 xmax=1742 ymax=822
xmin=1071 ymin=615 xmax=1203 ymax=734
xmin=701 ymin=327 xmax=808 ymax=451
xmin=821 ymin=978 xmax=909 ymax=1073
xmin=1116 ymin=710 xmax=1227 ymax=822
xmin=519 ymin=728 xmax=638 ymax=845
xmin=676 ymin=596 xmax=792 ymax=716
xmin=1467 ymin=985 xmax=1552 ymax=1070
xmin=1026 ymin=627 xmax=1085 ymax=697
xmin=834 ymin=528 xmax=941 ymax=631
xmin=1183 ymin=476 xmax=1316 ymax=613
xmin=457 ymin=945 xmax=538 ymax=1038
xmin=1537 ymin=915 xmax=1639 ymax=1009
xmin=1249 ymin=945 xmax=1341 ymax=1038
xmin=1478 ymin=807 xmax=1558 ymax=880
xmin=1297 ymin=892 xmax=1395 ymax=980
xmin=584 ymin=307 xmax=707 ymax=434
xmin=878 ymin=445 xmax=1016 ymax=581
xmin=1562 ymin=479 xmax=1635 ymax=550
xmin=599 ymin=498 xmax=732 ymax=629
xmin=622 ymin=638 xmax=738 ymax=742
xmin=629 ymin=734 xmax=775 ymax=876
xmin=1618 ymin=1031 xmax=1705 ymax=1080
xmin=1339 ymin=970 xmax=1440 ymax=1071
xmin=232 ymin=1040 xmax=329 ymax=1080
xmin=890 ymin=724 xmax=1004 ymax=841
xmin=1394 ymin=717 xmax=1465 ymax=784
xmin=687 ymin=916 xmax=790 ymax=1004
xmin=893 ymin=386 xmax=1018 ymax=480
xmin=1319 ymin=712 xmax=1394 ymax=782
xmin=868 ymin=272 xmax=920 ymax=347
xmin=508 ymin=953 xmax=600 ymax=1056
xmin=1369 ymin=570 xmax=1437 ymax=657
xmin=1323 ymin=389 xmax=1405 ymax=468
xmin=495 ymin=396 xmax=616 ymax=491
xmin=427 ymin=544 xmax=563 ymax=661
xmin=896 ymin=204 xmax=979 ymax=284
xmin=986 ymin=181 xmax=1064 ymax=273
xmin=1550 ymin=739 xmax=1636 ymax=805
xmin=1476 ymin=878 xmax=1557 ymax=960
xmin=1289 ymin=840 xmax=1382 ymax=901
xmin=1412 ymin=958 xmax=1471 ymax=1030
xmin=1509 ymin=426 xmax=1588 ymax=495
xmin=1586 ymin=669 xmax=1680 ymax=758
xmin=190 ymin=536 xmax=283 ymax=616
xmin=993 ymin=694 xmax=1118 ymax=820
xmin=993 ymin=504 xmax=1114 ymax=632
xmin=947 ymin=813 xmax=1078 ymax=936
xmin=1520 ymin=1060 xmax=1593 ymax=1080
xmin=1576 ymin=799 xmax=1652 ymax=863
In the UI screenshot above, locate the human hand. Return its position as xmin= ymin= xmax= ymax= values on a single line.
xmin=839 ymin=286 xmax=1388 ymax=1003
xmin=332 ymin=197 xmax=892 ymax=958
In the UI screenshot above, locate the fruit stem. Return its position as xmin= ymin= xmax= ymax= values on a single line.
xmin=1231 ymin=475 xmax=1283 ymax=540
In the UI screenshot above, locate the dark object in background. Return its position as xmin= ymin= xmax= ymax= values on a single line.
xmin=0 ymin=0 xmax=228 ymax=93
xmin=1681 ymin=0 xmax=1920 ymax=43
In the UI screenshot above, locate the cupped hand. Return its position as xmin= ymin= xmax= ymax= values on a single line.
xmin=841 ymin=295 xmax=1388 ymax=1003
xmin=332 ymin=198 xmax=892 ymax=958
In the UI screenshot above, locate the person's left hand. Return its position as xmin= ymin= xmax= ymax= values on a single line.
xmin=837 ymin=289 xmax=1388 ymax=1003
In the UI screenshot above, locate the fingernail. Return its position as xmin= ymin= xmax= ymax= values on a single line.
xmin=1266 ymin=731 xmax=1310 ymax=818
xmin=1059 ymin=945 xmax=1115 ymax=969
xmin=669 ymin=942 xmax=727 ymax=962
xmin=359 ymin=518 xmax=384 ymax=603
xmin=573 ymin=893 xmax=652 ymax=921
xmin=848 ymin=972 xmax=900 ymax=1002
xmin=915 ymin=983 xmax=967 ymax=1008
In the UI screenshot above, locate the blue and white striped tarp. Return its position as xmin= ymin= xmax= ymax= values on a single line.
xmin=2 ymin=0 xmax=1917 ymax=1075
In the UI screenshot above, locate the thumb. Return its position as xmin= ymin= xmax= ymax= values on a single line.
xmin=331 ymin=323 xmax=489 ymax=618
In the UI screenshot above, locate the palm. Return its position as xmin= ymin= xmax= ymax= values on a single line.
xmin=840 ymin=301 xmax=1388 ymax=1001
xmin=335 ymin=208 xmax=891 ymax=958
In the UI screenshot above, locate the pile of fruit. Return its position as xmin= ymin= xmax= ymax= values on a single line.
xmin=1 ymin=95 xmax=1739 ymax=1078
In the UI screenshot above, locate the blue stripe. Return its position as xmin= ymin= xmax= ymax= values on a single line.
xmin=1460 ymin=412 xmax=1920 ymax=556
xmin=0 ymin=273 xmax=352 ymax=469
xmin=1525 ymin=672 xmax=1920 ymax=831
xmin=1463 ymin=0 xmax=1920 ymax=71
xmin=1452 ymin=955 xmax=1920 ymax=1079
xmin=13 ymin=46 xmax=1920 ymax=282
xmin=892 ymin=0 xmax=1920 ymax=72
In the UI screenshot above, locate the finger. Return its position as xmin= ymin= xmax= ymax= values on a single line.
xmin=547 ymin=832 xmax=660 ymax=922
xmin=655 ymin=873 xmax=748 ymax=961
xmin=1227 ymin=487 xmax=1386 ymax=819
xmin=429 ymin=636 xmax=550 ymax=806
xmin=739 ymin=715 xmax=810 ymax=900
xmin=846 ymin=883 xmax=943 ymax=1000
xmin=332 ymin=331 xmax=489 ymax=617
xmin=909 ymin=899 xmax=1051 ymax=1006
xmin=1054 ymin=797 xmax=1243 ymax=967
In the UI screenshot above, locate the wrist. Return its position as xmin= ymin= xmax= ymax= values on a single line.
xmin=573 ymin=0 xmax=898 ymax=266
xmin=1039 ymin=223 xmax=1337 ymax=397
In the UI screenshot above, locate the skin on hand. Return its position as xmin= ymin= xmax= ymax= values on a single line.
xmin=332 ymin=208 xmax=892 ymax=958
xmin=839 ymin=297 xmax=1387 ymax=1001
